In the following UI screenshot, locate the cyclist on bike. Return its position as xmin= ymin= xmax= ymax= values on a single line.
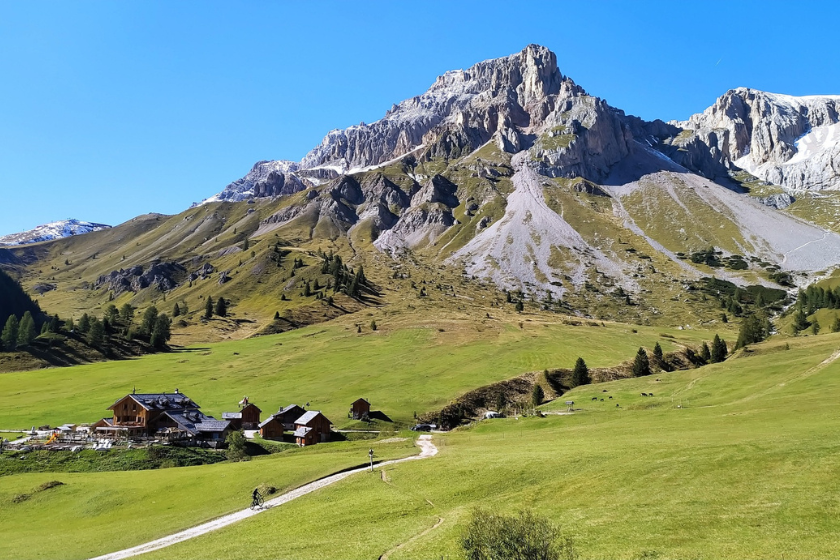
xmin=252 ymin=487 xmax=261 ymax=503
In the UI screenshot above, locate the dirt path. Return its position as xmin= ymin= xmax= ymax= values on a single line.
xmin=88 ymin=436 xmax=438 ymax=560
xmin=379 ymin=516 xmax=445 ymax=560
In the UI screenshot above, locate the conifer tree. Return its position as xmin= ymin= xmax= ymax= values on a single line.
xmin=792 ymin=307 xmax=810 ymax=335
xmin=303 ymin=281 xmax=311 ymax=297
xmin=141 ymin=306 xmax=158 ymax=337
xmin=17 ymin=311 xmax=36 ymax=347
xmin=653 ymin=342 xmax=664 ymax=363
xmin=66 ymin=317 xmax=74 ymax=333
xmin=515 ymin=300 xmax=524 ymax=313
xmin=832 ymin=316 xmax=840 ymax=333
xmin=151 ymin=314 xmax=171 ymax=349
xmin=711 ymin=334 xmax=727 ymax=363
xmin=700 ymin=341 xmax=711 ymax=363
xmin=48 ymin=314 xmax=60 ymax=333
xmin=214 ymin=297 xmax=227 ymax=317
xmin=532 ymin=383 xmax=544 ymax=406
xmin=274 ymin=311 xmax=280 ymax=320
xmin=87 ymin=317 xmax=105 ymax=348
xmin=370 ymin=319 xmax=377 ymax=331
xmin=78 ymin=313 xmax=91 ymax=334
xmin=105 ymin=304 xmax=119 ymax=325
xmin=811 ymin=318 xmax=821 ymax=335
xmin=632 ymin=347 xmax=651 ymax=377
xmin=120 ymin=303 xmax=134 ymax=325
xmin=205 ymin=297 xmax=214 ymax=319
xmin=1 ymin=315 xmax=19 ymax=351
xmin=173 ymin=303 xmax=181 ymax=317
xmin=572 ymin=357 xmax=590 ymax=386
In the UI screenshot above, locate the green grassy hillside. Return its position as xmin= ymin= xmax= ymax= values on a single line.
xmin=141 ymin=334 xmax=840 ymax=560
xmin=0 ymin=310 xmax=715 ymax=429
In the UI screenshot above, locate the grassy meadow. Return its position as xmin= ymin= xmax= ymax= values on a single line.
xmin=0 ymin=311 xmax=715 ymax=429
xmin=135 ymin=333 xmax=840 ymax=560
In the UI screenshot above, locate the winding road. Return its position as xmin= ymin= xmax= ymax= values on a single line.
xmin=89 ymin=435 xmax=438 ymax=560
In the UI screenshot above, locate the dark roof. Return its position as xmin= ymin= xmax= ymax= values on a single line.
xmin=110 ymin=393 xmax=199 ymax=412
xmin=294 ymin=410 xmax=330 ymax=427
xmin=352 ymin=398 xmax=370 ymax=405
xmin=279 ymin=404 xmax=305 ymax=415
xmin=222 ymin=412 xmax=242 ymax=420
xmin=241 ymin=403 xmax=262 ymax=413
xmin=162 ymin=411 xmax=229 ymax=436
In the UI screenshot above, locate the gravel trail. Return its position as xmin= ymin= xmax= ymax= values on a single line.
xmin=88 ymin=436 xmax=438 ymax=560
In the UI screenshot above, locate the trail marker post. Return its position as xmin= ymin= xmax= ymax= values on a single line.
xmin=369 ymin=448 xmax=374 ymax=472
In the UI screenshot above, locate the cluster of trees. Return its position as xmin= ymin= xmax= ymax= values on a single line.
xmin=735 ymin=313 xmax=773 ymax=348
xmin=1 ymin=311 xmax=39 ymax=351
xmin=0 ymin=269 xmax=42 ymax=335
xmin=796 ymin=285 xmax=840 ymax=314
xmin=318 ymin=252 xmax=369 ymax=299
xmin=204 ymin=296 xmax=227 ymax=319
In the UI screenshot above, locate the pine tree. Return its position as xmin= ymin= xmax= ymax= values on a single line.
xmin=66 ymin=317 xmax=74 ymax=333
xmin=1 ymin=315 xmax=19 ymax=351
xmin=40 ymin=322 xmax=49 ymax=335
xmin=572 ymin=357 xmax=590 ymax=386
xmin=274 ymin=311 xmax=280 ymax=320
xmin=214 ymin=297 xmax=227 ymax=317
xmin=632 ymin=347 xmax=651 ymax=377
xmin=653 ymin=342 xmax=664 ymax=363
xmin=78 ymin=313 xmax=91 ymax=334
xmin=150 ymin=314 xmax=171 ymax=349
xmin=711 ymin=334 xmax=727 ymax=363
xmin=173 ymin=303 xmax=181 ymax=317
xmin=141 ymin=306 xmax=158 ymax=337
xmin=17 ymin=311 xmax=36 ymax=347
xmin=700 ymin=341 xmax=711 ymax=363
xmin=48 ymin=314 xmax=60 ymax=333
xmin=792 ymin=307 xmax=810 ymax=335
xmin=87 ymin=317 xmax=105 ymax=348
xmin=832 ymin=316 xmax=840 ymax=333
xmin=120 ymin=303 xmax=134 ymax=325
xmin=811 ymin=318 xmax=821 ymax=335
xmin=515 ymin=300 xmax=524 ymax=313
xmin=370 ymin=320 xmax=377 ymax=331
xmin=532 ymin=384 xmax=544 ymax=406
xmin=105 ymin=304 xmax=119 ymax=325
xmin=205 ymin=297 xmax=214 ymax=319
xmin=180 ymin=301 xmax=188 ymax=316
xmin=303 ymin=281 xmax=311 ymax=297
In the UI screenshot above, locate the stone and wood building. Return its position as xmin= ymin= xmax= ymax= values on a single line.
xmin=349 ymin=398 xmax=371 ymax=420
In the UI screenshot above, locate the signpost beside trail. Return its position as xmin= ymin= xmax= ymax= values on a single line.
xmin=565 ymin=400 xmax=574 ymax=412
xmin=369 ymin=448 xmax=374 ymax=472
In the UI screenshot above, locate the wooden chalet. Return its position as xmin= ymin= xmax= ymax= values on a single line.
xmin=349 ymin=398 xmax=371 ymax=420
xmin=222 ymin=399 xmax=262 ymax=430
xmin=98 ymin=389 xmax=231 ymax=444
xmin=293 ymin=410 xmax=332 ymax=447
xmin=257 ymin=404 xmax=306 ymax=440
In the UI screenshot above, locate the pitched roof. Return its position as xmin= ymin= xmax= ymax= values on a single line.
xmin=293 ymin=426 xmax=312 ymax=438
xmin=241 ymin=403 xmax=262 ymax=413
xmin=294 ymin=410 xmax=330 ymax=427
xmin=162 ymin=411 xmax=229 ymax=436
xmin=279 ymin=404 xmax=304 ymax=414
xmin=109 ymin=393 xmax=198 ymax=412
xmin=222 ymin=412 xmax=242 ymax=420
xmin=258 ymin=415 xmax=282 ymax=429
xmin=352 ymin=398 xmax=370 ymax=405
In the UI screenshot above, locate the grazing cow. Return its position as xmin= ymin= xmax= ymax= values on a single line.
xmin=609 ymin=396 xmax=613 ymax=399
xmin=591 ymin=397 xmax=597 ymax=401
xmin=616 ymin=404 xmax=620 ymax=407
xmin=600 ymin=398 xmax=604 ymax=401
xmin=641 ymin=393 xmax=647 ymax=397
xmin=602 ymin=389 xmax=608 ymax=392
xmin=649 ymin=393 xmax=654 ymax=397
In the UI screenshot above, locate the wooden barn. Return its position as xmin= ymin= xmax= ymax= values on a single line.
xmin=258 ymin=415 xmax=285 ymax=440
xmin=293 ymin=410 xmax=332 ymax=447
xmin=222 ymin=399 xmax=262 ymax=430
xmin=276 ymin=404 xmax=306 ymax=430
xmin=349 ymin=398 xmax=371 ymax=420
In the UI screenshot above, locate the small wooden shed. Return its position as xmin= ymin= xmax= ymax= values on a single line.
xmin=258 ymin=415 xmax=285 ymax=440
xmin=349 ymin=398 xmax=371 ymax=420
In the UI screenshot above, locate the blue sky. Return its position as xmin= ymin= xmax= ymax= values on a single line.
xmin=1 ymin=1 xmax=839 ymax=235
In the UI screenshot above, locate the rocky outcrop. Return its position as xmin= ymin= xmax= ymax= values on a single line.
xmin=672 ymin=88 xmax=840 ymax=190
xmin=95 ymin=262 xmax=186 ymax=295
xmin=210 ymin=160 xmax=307 ymax=202
xmin=757 ymin=192 xmax=795 ymax=209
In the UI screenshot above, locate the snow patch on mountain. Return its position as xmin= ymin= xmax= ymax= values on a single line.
xmin=0 ymin=219 xmax=111 ymax=246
